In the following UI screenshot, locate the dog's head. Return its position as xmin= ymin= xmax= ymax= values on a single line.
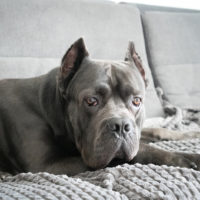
xmin=58 ymin=38 xmax=147 ymax=169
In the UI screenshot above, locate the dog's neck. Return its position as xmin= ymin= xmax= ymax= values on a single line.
xmin=39 ymin=68 xmax=76 ymax=150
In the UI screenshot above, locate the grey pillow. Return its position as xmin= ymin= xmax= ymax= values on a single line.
xmin=142 ymin=11 xmax=200 ymax=109
xmin=0 ymin=0 xmax=164 ymax=117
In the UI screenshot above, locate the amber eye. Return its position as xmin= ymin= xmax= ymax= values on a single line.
xmin=132 ymin=97 xmax=141 ymax=107
xmin=85 ymin=97 xmax=98 ymax=106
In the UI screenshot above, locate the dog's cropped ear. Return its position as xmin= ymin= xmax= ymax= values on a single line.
xmin=58 ymin=38 xmax=89 ymax=99
xmin=61 ymin=38 xmax=89 ymax=79
xmin=125 ymin=42 xmax=148 ymax=87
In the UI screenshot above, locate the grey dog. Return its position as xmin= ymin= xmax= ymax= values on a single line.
xmin=0 ymin=38 xmax=199 ymax=176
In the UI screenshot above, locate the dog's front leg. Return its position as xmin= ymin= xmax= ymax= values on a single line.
xmin=43 ymin=157 xmax=89 ymax=176
xmin=131 ymin=143 xmax=200 ymax=170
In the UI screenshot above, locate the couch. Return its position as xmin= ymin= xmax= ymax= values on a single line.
xmin=0 ymin=0 xmax=200 ymax=199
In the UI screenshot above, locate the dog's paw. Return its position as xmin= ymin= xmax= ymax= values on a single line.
xmin=173 ymin=152 xmax=200 ymax=170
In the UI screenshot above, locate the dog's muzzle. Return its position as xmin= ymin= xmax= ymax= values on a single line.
xmin=81 ymin=117 xmax=139 ymax=169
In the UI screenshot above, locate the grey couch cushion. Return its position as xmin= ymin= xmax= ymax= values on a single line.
xmin=142 ymin=11 xmax=200 ymax=109
xmin=0 ymin=0 xmax=144 ymax=60
xmin=0 ymin=57 xmax=60 ymax=79
xmin=0 ymin=0 xmax=164 ymax=118
xmin=155 ymin=63 xmax=200 ymax=107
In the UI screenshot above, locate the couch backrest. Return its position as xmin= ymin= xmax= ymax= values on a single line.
xmin=142 ymin=11 xmax=200 ymax=109
xmin=0 ymin=0 xmax=164 ymax=118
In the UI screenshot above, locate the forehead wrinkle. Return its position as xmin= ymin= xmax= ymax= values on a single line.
xmin=111 ymin=63 xmax=145 ymax=97
xmin=105 ymin=64 xmax=115 ymax=88
xmin=107 ymin=64 xmax=118 ymax=90
xmin=123 ymin=84 xmax=141 ymax=96
xmin=95 ymin=83 xmax=111 ymax=97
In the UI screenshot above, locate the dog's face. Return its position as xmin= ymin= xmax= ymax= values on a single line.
xmin=58 ymin=38 xmax=147 ymax=169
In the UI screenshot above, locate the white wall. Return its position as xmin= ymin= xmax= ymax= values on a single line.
xmin=110 ymin=0 xmax=200 ymax=10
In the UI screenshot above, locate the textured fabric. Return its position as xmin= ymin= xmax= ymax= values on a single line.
xmin=144 ymin=88 xmax=200 ymax=132
xmin=0 ymin=105 xmax=200 ymax=199
xmin=0 ymin=0 xmax=164 ymax=118
xmin=142 ymin=11 xmax=200 ymax=109
xmin=144 ymin=106 xmax=200 ymax=132
xmin=77 ymin=163 xmax=200 ymax=200
xmin=0 ymin=172 xmax=128 ymax=199
xmin=150 ymin=138 xmax=200 ymax=153
xmin=1 ymin=160 xmax=200 ymax=199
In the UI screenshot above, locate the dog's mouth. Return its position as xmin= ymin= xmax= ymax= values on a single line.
xmin=107 ymin=149 xmax=133 ymax=168
xmin=108 ymin=158 xmax=127 ymax=167
xmin=81 ymin=136 xmax=139 ymax=169
xmin=86 ymin=149 xmax=136 ymax=169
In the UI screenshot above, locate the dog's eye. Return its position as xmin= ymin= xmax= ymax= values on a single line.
xmin=85 ymin=97 xmax=98 ymax=106
xmin=132 ymin=97 xmax=141 ymax=107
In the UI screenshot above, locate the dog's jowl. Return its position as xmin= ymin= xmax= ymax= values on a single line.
xmin=0 ymin=38 xmax=199 ymax=175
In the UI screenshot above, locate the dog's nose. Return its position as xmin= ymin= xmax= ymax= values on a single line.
xmin=109 ymin=118 xmax=132 ymax=135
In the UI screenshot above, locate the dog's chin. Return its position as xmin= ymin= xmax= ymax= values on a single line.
xmin=81 ymin=150 xmax=116 ymax=169
xmin=81 ymin=144 xmax=139 ymax=169
xmin=80 ymin=130 xmax=140 ymax=169
xmin=84 ymin=153 xmax=137 ymax=170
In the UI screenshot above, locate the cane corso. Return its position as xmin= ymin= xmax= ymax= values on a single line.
xmin=0 ymin=38 xmax=199 ymax=175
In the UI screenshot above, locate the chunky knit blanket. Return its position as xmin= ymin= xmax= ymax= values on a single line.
xmin=0 ymin=104 xmax=200 ymax=200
